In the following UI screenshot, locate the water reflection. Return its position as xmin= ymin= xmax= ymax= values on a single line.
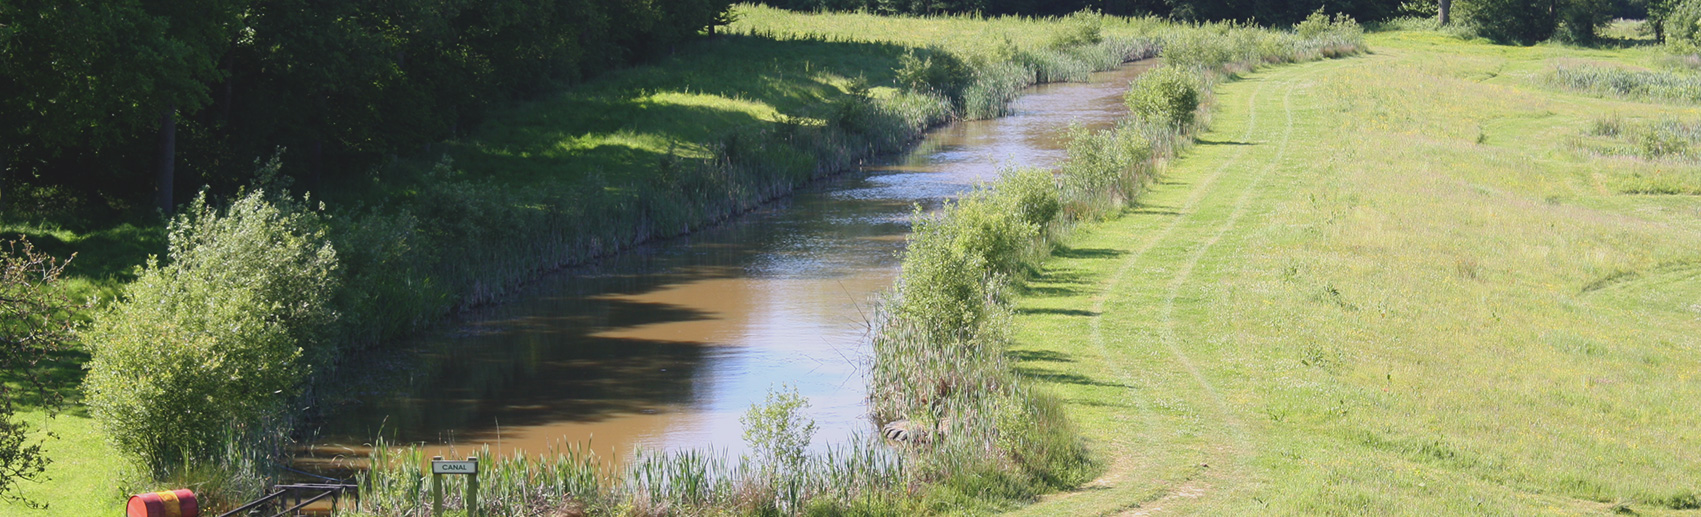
xmin=303 ymin=61 xmax=1152 ymax=470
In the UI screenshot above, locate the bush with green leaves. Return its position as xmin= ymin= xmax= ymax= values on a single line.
xmin=1125 ymin=65 xmax=1203 ymax=130
xmin=895 ymin=49 xmax=974 ymax=101
xmin=1047 ymin=10 xmax=1105 ymax=49
xmin=84 ymin=186 xmax=339 ymax=468
xmin=1666 ymin=0 xmax=1701 ymax=43
xmin=1453 ymin=0 xmax=1610 ymax=44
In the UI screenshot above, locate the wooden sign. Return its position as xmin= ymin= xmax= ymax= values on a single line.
xmin=431 ymin=458 xmax=478 ymax=475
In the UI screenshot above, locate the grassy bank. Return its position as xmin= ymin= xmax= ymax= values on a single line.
xmin=1004 ymin=31 xmax=1701 ymax=514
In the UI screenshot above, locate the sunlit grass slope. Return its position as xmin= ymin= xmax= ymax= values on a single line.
xmin=1007 ymin=31 xmax=1701 ymax=515
xmin=390 ymin=4 xmax=1155 ymax=194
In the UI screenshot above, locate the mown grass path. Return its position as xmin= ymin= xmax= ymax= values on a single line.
xmin=1008 ymin=33 xmax=1701 ymax=515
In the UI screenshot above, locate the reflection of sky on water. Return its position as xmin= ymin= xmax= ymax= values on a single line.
xmin=305 ymin=62 xmax=1151 ymax=467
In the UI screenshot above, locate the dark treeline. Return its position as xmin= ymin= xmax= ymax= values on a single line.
xmin=758 ymin=0 xmax=1405 ymax=27
xmin=0 ymin=0 xmax=733 ymax=220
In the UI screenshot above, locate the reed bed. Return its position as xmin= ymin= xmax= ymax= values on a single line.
xmin=1547 ymin=64 xmax=1701 ymax=104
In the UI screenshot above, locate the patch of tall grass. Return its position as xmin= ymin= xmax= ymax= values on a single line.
xmin=1578 ymin=114 xmax=1701 ymax=161
xmin=1571 ymin=115 xmax=1701 ymax=194
xmin=1547 ymin=64 xmax=1701 ymax=104
xmin=353 ymin=391 xmax=908 ymax=516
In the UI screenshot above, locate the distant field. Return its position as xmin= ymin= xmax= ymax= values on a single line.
xmin=1007 ymin=31 xmax=1701 ymax=514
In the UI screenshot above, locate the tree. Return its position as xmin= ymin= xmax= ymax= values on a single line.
xmin=86 ymin=186 xmax=339 ymax=468
xmin=1457 ymin=0 xmax=1563 ymax=43
xmin=0 ymin=0 xmax=246 ymax=216
xmin=0 ymin=240 xmax=82 ymax=504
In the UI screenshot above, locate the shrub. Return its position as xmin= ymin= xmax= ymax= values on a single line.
xmin=84 ymin=185 xmax=339 ymax=468
xmin=1295 ymin=8 xmax=1338 ymax=38
xmin=1047 ymin=10 xmax=1105 ymax=49
xmin=1125 ymin=65 xmax=1203 ymax=129
xmin=895 ymin=49 xmax=973 ymax=101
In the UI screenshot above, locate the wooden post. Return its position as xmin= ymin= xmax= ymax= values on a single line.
xmin=465 ymin=456 xmax=479 ymax=517
xmin=431 ymin=455 xmax=444 ymax=516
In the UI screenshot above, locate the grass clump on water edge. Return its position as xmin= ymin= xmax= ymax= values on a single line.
xmin=354 ymin=388 xmax=908 ymax=516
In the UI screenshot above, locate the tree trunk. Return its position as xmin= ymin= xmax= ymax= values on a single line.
xmin=308 ymin=139 xmax=324 ymax=192
xmin=219 ymin=52 xmax=234 ymax=125
xmin=155 ymin=107 xmax=177 ymax=217
xmin=0 ymin=152 xmax=9 ymax=211
xmin=1438 ymin=0 xmax=1452 ymax=26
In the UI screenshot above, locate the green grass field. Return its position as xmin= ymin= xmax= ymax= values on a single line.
xmin=1006 ymin=31 xmax=1701 ymax=515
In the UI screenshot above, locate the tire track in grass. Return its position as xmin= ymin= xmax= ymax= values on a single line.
xmin=1021 ymin=60 xmax=1339 ymax=516
xmin=1027 ymin=67 xmax=1279 ymax=515
xmin=1123 ymin=65 xmax=1305 ymax=517
xmin=1074 ymin=66 xmax=1272 ymax=502
xmin=1005 ymin=59 xmax=1344 ymax=516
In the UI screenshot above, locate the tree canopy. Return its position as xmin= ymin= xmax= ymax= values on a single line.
xmin=0 ymin=0 xmax=735 ymax=218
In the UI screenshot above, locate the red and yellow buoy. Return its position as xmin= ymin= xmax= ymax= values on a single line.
xmin=126 ymin=489 xmax=199 ymax=517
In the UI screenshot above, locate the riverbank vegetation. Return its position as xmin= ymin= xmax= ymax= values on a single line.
xmin=340 ymin=9 xmax=1365 ymax=517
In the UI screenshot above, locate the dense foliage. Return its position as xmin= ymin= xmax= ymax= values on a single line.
xmin=83 ymin=182 xmax=338 ymax=468
xmin=1125 ymin=66 xmax=1202 ymax=129
xmin=0 ymin=0 xmax=734 ymax=218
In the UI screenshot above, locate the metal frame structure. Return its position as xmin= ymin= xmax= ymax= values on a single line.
xmin=215 ymin=483 xmax=358 ymax=517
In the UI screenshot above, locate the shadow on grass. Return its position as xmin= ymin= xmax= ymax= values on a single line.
xmin=1195 ymin=138 xmax=1255 ymax=146
xmin=350 ymin=34 xmax=922 ymax=200
xmin=1015 ymin=366 xmax=1135 ymax=389
xmin=2 ymin=223 xmax=165 ymax=287
xmin=1016 ymin=307 xmax=1099 ymax=317
xmin=1007 ymin=349 xmax=1075 ymax=363
xmin=1051 ymin=245 xmax=1126 ymax=260
xmin=1 ymin=349 xmax=93 ymax=417
xmin=1127 ymin=203 xmax=1182 ymax=216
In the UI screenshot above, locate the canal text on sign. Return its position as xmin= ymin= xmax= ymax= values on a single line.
xmin=431 ymin=459 xmax=478 ymax=475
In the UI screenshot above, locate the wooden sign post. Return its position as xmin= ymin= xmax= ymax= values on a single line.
xmin=430 ymin=456 xmax=480 ymax=517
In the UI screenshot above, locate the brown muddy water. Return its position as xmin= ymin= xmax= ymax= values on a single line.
xmin=300 ymin=61 xmax=1153 ymax=473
